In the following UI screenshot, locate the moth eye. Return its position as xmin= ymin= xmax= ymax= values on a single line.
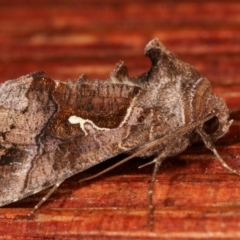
xmin=203 ymin=116 xmax=219 ymax=134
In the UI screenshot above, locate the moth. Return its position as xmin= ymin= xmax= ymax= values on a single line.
xmin=0 ymin=38 xmax=235 ymax=230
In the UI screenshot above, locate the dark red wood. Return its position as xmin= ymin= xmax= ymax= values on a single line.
xmin=0 ymin=0 xmax=240 ymax=239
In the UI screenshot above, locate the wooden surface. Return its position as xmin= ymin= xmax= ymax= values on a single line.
xmin=0 ymin=0 xmax=240 ymax=239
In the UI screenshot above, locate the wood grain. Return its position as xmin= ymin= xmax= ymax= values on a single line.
xmin=0 ymin=0 xmax=240 ymax=239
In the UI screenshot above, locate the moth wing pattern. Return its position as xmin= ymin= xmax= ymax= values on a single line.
xmin=0 ymin=38 xmax=232 ymax=209
xmin=0 ymin=69 xmax=146 ymax=206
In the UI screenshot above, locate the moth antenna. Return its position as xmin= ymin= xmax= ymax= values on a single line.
xmin=78 ymin=151 xmax=142 ymax=183
xmin=28 ymin=181 xmax=63 ymax=217
xmin=197 ymin=127 xmax=240 ymax=176
xmin=79 ymin=113 xmax=216 ymax=183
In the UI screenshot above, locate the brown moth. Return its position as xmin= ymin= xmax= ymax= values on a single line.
xmin=0 ymin=38 xmax=235 ymax=229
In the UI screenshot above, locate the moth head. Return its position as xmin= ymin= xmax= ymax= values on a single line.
xmin=203 ymin=94 xmax=233 ymax=141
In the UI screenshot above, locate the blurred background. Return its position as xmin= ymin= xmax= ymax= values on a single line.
xmin=0 ymin=0 xmax=240 ymax=239
xmin=0 ymin=0 xmax=239 ymax=86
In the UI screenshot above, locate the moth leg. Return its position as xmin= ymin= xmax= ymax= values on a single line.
xmin=138 ymin=159 xmax=157 ymax=169
xmin=28 ymin=181 xmax=63 ymax=216
xmin=197 ymin=127 xmax=240 ymax=176
xmin=148 ymin=156 xmax=165 ymax=231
